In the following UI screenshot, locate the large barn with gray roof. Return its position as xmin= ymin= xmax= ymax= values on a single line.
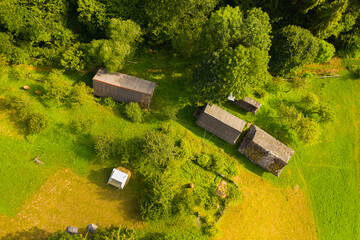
xmin=92 ymin=68 xmax=156 ymax=109
xmin=195 ymin=104 xmax=246 ymax=145
xmin=238 ymin=125 xmax=295 ymax=177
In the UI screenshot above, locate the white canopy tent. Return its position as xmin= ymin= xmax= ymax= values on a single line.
xmin=107 ymin=167 xmax=130 ymax=189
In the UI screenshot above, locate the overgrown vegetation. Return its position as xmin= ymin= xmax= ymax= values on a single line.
xmin=0 ymin=1 xmax=359 ymax=239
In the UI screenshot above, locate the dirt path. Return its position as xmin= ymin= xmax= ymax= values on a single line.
xmin=0 ymin=169 xmax=144 ymax=239
xmin=216 ymin=169 xmax=317 ymax=240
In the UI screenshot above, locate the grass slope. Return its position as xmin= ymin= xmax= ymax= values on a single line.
xmin=0 ymin=53 xmax=358 ymax=239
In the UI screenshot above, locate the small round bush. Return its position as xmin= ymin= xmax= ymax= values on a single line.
xmin=124 ymin=102 xmax=143 ymax=122
xmin=315 ymin=40 xmax=335 ymax=63
xmin=197 ymin=153 xmax=212 ymax=169
xmin=28 ymin=112 xmax=49 ymax=133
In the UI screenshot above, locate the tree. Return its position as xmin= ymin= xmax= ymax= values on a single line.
xmin=270 ymin=25 xmax=319 ymax=76
xmin=308 ymin=0 xmax=348 ymax=39
xmin=143 ymin=0 xmax=219 ymax=46
xmin=194 ymin=45 xmax=271 ymax=104
xmin=43 ymin=70 xmax=72 ymax=104
xmin=315 ymin=40 xmax=335 ymax=63
xmin=194 ymin=6 xmax=272 ymax=104
xmin=86 ymin=19 xmax=141 ymax=72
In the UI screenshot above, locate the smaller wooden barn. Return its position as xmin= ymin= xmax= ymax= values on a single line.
xmin=234 ymin=97 xmax=261 ymax=114
xmin=92 ymin=68 xmax=156 ymax=108
xmin=238 ymin=125 xmax=294 ymax=177
xmin=107 ymin=167 xmax=131 ymax=189
xmin=195 ymin=104 xmax=246 ymax=145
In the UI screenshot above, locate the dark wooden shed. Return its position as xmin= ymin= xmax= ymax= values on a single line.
xmin=234 ymin=97 xmax=261 ymax=114
xmin=195 ymin=104 xmax=246 ymax=145
xmin=92 ymin=68 xmax=157 ymax=109
xmin=238 ymin=125 xmax=295 ymax=177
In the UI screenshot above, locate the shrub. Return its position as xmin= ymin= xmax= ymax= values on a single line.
xmin=124 ymin=102 xmax=143 ymax=122
xmin=94 ymin=133 xmax=118 ymax=160
xmin=100 ymin=97 xmax=118 ymax=109
xmin=212 ymin=154 xmax=226 ymax=173
xmin=28 ymin=112 xmax=49 ymax=133
xmin=4 ymin=93 xmax=48 ymax=134
xmin=162 ymin=105 xmax=179 ymax=120
xmin=346 ymin=65 xmax=360 ymax=79
xmin=196 ymin=153 xmax=212 ymax=169
xmin=71 ymin=114 xmax=95 ymax=134
xmin=315 ymin=40 xmax=335 ymax=63
xmin=43 ymin=70 xmax=72 ymax=104
xmin=69 ymin=82 xmax=93 ymax=106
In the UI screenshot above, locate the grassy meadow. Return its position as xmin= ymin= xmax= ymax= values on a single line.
xmin=0 ymin=52 xmax=359 ymax=239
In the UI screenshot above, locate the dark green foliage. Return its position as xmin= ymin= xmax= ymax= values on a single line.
xmin=200 ymin=6 xmax=272 ymax=54
xmin=346 ymin=64 xmax=360 ymax=78
xmin=28 ymin=112 xmax=49 ymax=134
xmin=99 ymin=97 xmax=118 ymax=109
xmin=144 ymin=0 xmax=218 ymax=55
xmin=270 ymin=25 xmax=319 ymax=76
xmin=194 ymin=45 xmax=271 ymax=104
xmin=124 ymin=102 xmax=143 ymax=123
xmin=140 ymin=173 xmax=181 ymax=220
xmin=86 ymin=19 xmax=142 ymax=72
xmin=308 ymin=0 xmax=348 ymax=39
xmin=139 ymin=131 xmax=179 ymax=177
xmin=194 ymin=6 xmax=271 ymax=104
xmin=60 ymin=43 xmax=85 ymax=71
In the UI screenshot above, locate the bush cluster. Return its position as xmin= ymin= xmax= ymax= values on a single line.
xmin=4 ymin=94 xmax=49 ymax=134
xmin=195 ymin=152 xmax=239 ymax=177
xmin=124 ymin=102 xmax=143 ymax=123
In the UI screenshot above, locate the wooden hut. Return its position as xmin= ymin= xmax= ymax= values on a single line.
xmin=195 ymin=104 xmax=246 ymax=145
xmin=107 ymin=166 xmax=131 ymax=189
xmin=234 ymin=97 xmax=261 ymax=114
xmin=92 ymin=68 xmax=156 ymax=109
xmin=238 ymin=125 xmax=294 ymax=177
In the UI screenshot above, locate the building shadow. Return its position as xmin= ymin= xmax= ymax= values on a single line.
xmin=1 ymin=227 xmax=48 ymax=240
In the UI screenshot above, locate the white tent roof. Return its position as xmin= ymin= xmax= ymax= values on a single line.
xmin=108 ymin=168 xmax=129 ymax=189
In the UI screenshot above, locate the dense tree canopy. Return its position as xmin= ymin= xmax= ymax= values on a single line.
xmin=270 ymin=25 xmax=320 ymax=76
xmin=194 ymin=6 xmax=271 ymax=104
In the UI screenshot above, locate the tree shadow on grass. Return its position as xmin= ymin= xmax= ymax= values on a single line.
xmin=176 ymin=105 xmax=266 ymax=178
xmin=87 ymin=168 xmax=143 ymax=221
xmin=1 ymin=227 xmax=48 ymax=240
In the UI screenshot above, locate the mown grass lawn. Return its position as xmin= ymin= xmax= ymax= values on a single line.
xmin=0 ymin=53 xmax=359 ymax=239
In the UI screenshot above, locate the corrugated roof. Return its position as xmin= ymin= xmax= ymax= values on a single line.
xmin=196 ymin=104 xmax=246 ymax=145
xmin=250 ymin=125 xmax=294 ymax=163
xmin=244 ymin=97 xmax=261 ymax=108
xmin=202 ymin=104 xmax=245 ymax=132
xmin=93 ymin=68 xmax=156 ymax=95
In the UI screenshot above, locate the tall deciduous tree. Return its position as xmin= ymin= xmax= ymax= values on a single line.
xmin=86 ymin=19 xmax=142 ymax=72
xmin=194 ymin=6 xmax=272 ymax=104
xmin=270 ymin=25 xmax=319 ymax=76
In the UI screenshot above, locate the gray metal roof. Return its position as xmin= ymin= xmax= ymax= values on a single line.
xmin=244 ymin=97 xmax=261 ymax=108
xmin=196 ymin=104 xmax=246 ymax=145
xmin=248 ymin=125 xmax=294 ymax=163
xmin=93 ymin=68 xmax=156 ymax=95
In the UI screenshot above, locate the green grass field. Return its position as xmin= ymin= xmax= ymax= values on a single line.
xmin=0 ymin=53 xmax=359 ymax=239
